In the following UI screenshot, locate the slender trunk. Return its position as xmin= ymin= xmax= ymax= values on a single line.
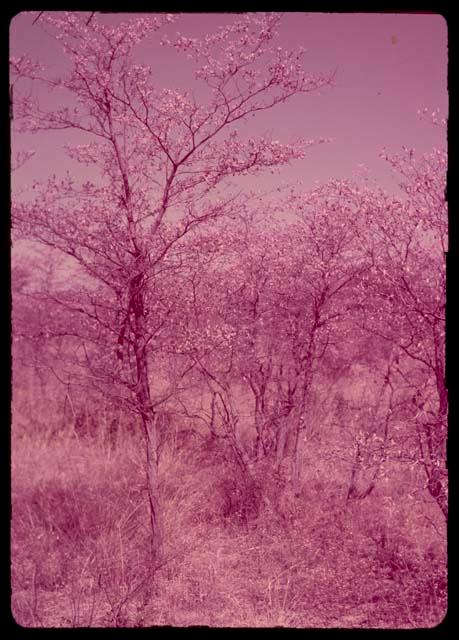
xmin=427 ymin=470 xmax=448 ymax=520
xmin=290 ymin=401 xmax=307 ymax=497
xmin=290 ymin=365 xmax=313 ymax=495
xmin=346 ymin=444 xmax=360 ymax=501
xmin=214 ymin=388 xmax=252 ymax=471
xmin=419 ymin=365 xmax=448 ymax=520
xmin=254 ymin=396 xmax=265 ymax=462
xmin=230 ymin=417 xmax=252 ymax=471
xmin=275 ymin=419 xmax=289 ymax=470
xmin=256 ymin=433 xmax=264 ymax=462
xmin=275 ymin=400 xmax=296 ymax=470
xmin=142 ymin=410 xmax=164 ymax=558
xmin=274 ymin=368 xmax=296 ymax=471
xmin=291 ymin=419 xmax=302 ymax=497
xmin=130 ymin=269 xmax=164 ymax=559
xmin=423 ymin=421 xmax=448 ymax=521
xmin=136 ymin=374 xmax=164 ymax=559
xmin=425 ymin=345 xmax=448 ymax=519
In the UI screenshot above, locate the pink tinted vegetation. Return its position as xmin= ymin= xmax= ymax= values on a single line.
xmin=11 ymin=11 xmax=446 ymax=628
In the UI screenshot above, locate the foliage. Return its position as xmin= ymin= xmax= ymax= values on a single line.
xmin=11 ymin=11 xmax=446 ymax=628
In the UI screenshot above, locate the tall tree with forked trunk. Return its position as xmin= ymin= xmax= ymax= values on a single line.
xmin=11 ymin=11 xmax=331 ymax=556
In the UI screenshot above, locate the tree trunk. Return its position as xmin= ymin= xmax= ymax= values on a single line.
xmin=143 ymin=410 xmax=164 ymax=559
xmin=427 ymin=468 xmax=448 ymax=520
xmin=290 ymin=405 xmax=306 ymax=497
xmin=131 ymin=269 xmax=164 ymax=559
xmin=428 ymin=357 xmax=448 ymax=519
xmin=291 ymin=422 xmax=302 ymax=497
xmin=290 ymin=369 xmax=312 ymax=496
xmin=254 ymin=397 xmax=265 ymax=462
xmin=136 ymin=374 xmax=164 ymax=560
xmin=275 ymin=419 xmax=289 ymax=470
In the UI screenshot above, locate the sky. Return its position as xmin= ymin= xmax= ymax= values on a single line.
xmin=10 ymin=11 xmax=447 ymax=197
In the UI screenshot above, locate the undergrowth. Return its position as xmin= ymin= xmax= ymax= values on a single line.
xmin=11 ymin=414 xmax=446 ymax=628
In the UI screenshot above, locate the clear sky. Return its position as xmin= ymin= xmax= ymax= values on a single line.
xmin=10 ymin=11 xmax=447 ymax=196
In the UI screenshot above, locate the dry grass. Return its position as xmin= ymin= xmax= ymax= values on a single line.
xmin=11 ymin=383 xmax=446 ymax=628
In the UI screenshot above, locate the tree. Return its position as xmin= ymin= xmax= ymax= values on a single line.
xmin=272 ymin=187 xmax=374 ymax=494
xmin=312 ymin=133 xmax=448 ymax=517
xmin=365 ymin=141 xmax=447 ymax=518
xmin=170 ymin=198 xmax=372 ymax=498
xmin=11 ymin=11 xmax=332 ymax=556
